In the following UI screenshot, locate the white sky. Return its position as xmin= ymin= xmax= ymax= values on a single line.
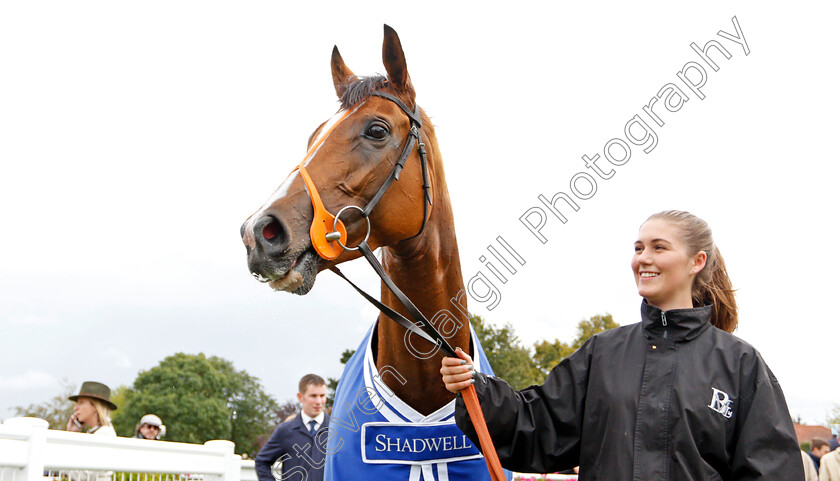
xmin=2 ymin=2 xmax=838 ymax=426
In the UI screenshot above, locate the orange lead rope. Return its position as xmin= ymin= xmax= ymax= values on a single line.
xmin=457 ymin=354 xmax=507 ymax=481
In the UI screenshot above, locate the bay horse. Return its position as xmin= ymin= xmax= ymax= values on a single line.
xmin=241 ymin=26 xmax=506 ymax=481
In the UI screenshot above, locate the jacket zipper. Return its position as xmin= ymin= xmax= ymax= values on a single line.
xmin=661 ymin=311 xmax=668 ymax=338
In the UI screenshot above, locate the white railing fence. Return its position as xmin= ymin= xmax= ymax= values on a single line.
xmin=0 ymin=418 xmax=255 ymax=481
xmin=1 ymin=417 xmax=576 ymax=481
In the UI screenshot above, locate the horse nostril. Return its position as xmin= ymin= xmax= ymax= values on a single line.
xmin=263 ymin=221 xmax=280 ymax=241
xmin=253 ymin=215 xmax=290 ymax=253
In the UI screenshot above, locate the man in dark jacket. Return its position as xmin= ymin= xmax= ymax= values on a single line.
xmin=809 ymin=438 xmax=831 ymax=472
xmin=256 ymin=374 xmax=330 ymax=481
xmin=454 ymin=302 xmax=804 ymax=481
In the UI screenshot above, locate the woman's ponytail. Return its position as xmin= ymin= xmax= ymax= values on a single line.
xmin=646 ymin=211 xmax=738 ymax=332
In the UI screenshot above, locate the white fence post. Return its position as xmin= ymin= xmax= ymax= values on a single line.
xmin=204 ymin=440 xmax=239 ymax=481
xmin=3 ymin=417 xmax=49 ymax=481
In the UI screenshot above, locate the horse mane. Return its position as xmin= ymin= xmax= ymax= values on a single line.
xmin=340 ymin=75 xmax=389 ymax=109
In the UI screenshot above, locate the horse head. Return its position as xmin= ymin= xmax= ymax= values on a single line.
xmin=241 ymin=25 xmax=437 ymax=295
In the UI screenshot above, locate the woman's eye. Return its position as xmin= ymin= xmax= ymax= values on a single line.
xmin=365 ymin=124 xmax=389 ymax=140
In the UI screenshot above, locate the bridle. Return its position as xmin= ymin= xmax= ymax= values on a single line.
xmin=292 ymin=90 xmax=446 ymax=352
xmin=293 ymin=90 xmax=506 ymax=481
xmin=291 ymin=92 xmax=432 ymax=260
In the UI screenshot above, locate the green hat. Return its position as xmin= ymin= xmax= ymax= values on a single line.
xmin=69 ymin=381 xmax=118 ymax=411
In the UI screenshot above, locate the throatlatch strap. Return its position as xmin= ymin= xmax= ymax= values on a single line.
xmin=329 ymin=266 xmax=437 ymax=348
xmin=355 ymin=241 xmax=457 ymax=358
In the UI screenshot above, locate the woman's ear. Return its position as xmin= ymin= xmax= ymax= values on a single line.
xmin=691 ymin=251 xmax=707 ymax=274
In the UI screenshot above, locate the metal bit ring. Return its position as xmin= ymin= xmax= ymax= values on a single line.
xmin=332 ymin=205 xmax=371 ymax=251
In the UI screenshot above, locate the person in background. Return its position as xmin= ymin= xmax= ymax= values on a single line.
xmin=830 ymin=427 xmax=839 ymax=452
xmin=66 ymin=381 xmax=117 ymax=436
xmin=133 ymin=414 xmax=165 ymax=440
xmin=255 ymin=374 xmax=330 ymax=481
xmin=804 ymin=449 xmax=819 ymax=481
xmin=811 ymin=439 xmax=832 ymax=472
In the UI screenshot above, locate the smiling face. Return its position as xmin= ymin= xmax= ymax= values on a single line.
xmin=632 ymin=218 xmax=707 ymax=311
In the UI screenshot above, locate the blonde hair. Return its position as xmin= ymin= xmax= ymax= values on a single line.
xmin=645 ymin=210 xmax=738 ymax=332
xmin=90 ymin=398 xmax=112 ymax=427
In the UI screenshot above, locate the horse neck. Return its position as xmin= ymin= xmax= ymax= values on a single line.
xmin=374 ymin=158 xmax=471 ymax=416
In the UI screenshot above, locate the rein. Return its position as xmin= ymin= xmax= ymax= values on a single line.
xmin=299 ymin=92 xmax=505 ymax=481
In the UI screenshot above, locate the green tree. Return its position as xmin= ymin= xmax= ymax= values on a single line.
xmin=573 ymin=314 xmax=620 ymax=348
xmin=110 ymin=384 xmax=130 ymax=411
xmin=533 ymin=339 xmax=575 ymax=380
xmin=532 ymin=314 xmax=620 ymax=382
xmin=12 ymin=379 xmax=76 ymax=430
xmin=112 ymin=353 xmax=278 ymax=457
xmin=828 ymin=404 xmax=840 ymax=425
xmin=469 ymin=315 xmax=542 ymax=390
xmin=212 ymin=357 xmax=280 ymax=457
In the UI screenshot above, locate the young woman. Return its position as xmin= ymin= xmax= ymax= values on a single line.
xmin=441 ymin=210 xmax=803 ymax=480
xmin=66 ymin=381 xmax=117 ymax=436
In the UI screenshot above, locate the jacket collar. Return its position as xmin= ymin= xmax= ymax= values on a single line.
xmin=641 ymin=300 xmax=713 ymax=342
xmin=292 ymin=412 xmax=331 ymax=436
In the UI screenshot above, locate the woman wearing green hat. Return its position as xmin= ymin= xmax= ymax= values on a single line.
xmin=65 ymin=381 xmax=117 ymax=436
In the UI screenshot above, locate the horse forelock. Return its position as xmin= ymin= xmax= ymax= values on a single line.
xmin=339 ymin=75 xmax=389 ymax=109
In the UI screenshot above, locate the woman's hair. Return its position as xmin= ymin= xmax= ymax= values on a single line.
xmin=645 ymin=210 xmax=738 ymax=332
xmin=90 ymin=398 xmax=113 ymax=427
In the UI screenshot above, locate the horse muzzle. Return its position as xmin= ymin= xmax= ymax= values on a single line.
xmin=241 ymin=214 xmax=320 ymax=295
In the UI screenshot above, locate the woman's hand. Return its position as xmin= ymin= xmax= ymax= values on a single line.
xmin=440 ymin=348 xmax=475 ymax=393
xmin=66 ymin=413 xmax=83 ymax=432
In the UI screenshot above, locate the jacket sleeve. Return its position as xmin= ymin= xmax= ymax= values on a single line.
xmin=730 ymin=362 xmax=804 ymax=481
xmin=255 ymin=424 xmax=287 ymax=481
xmin=455 ymin=338 xmax=592 ymax=474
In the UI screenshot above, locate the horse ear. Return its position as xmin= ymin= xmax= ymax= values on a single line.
xmin=382 ymin=25 xmax=415 ymax=103
xmin=331 ymin=46 xmax=356 ymax=99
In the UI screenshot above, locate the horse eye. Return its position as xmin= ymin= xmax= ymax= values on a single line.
xmin=365 ymin=124 xmax=389 ymax=140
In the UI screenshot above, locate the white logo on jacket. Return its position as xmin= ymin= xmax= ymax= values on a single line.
xmin=708 ymin=387 xmax=733 ymax=418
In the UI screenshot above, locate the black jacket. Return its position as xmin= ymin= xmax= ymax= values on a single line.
xmin=456 ymin=302 xmax=803 ymax=481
